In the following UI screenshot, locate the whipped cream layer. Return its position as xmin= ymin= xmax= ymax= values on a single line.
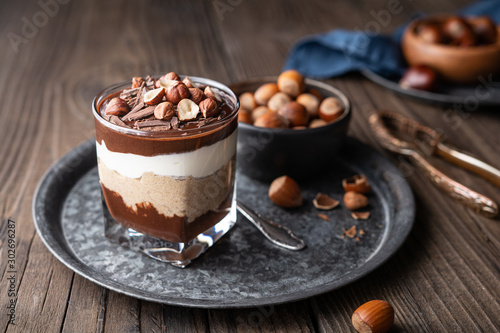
xmin=96 ymin=130 xmax=237 ymax=179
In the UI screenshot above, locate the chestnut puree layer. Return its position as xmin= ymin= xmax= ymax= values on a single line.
xmin=95 ymin=93 xmax=237 ymax=156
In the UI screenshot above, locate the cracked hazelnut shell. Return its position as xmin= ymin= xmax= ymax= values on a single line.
xmin=342 ymin=175 xmax=371 ymax=194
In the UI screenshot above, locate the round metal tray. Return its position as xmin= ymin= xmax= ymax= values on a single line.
xmin=32 ymin=138 xmax=414 ymax=308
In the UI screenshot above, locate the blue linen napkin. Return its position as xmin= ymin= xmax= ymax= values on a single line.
xmin=283 ymin=0 xmax=500 ymax=79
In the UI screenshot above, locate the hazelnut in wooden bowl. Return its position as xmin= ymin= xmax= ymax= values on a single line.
xmin=402 ymin=15 xmax=500 ymax=84
xmin=232 ymin=73 xmax=351 ymax=182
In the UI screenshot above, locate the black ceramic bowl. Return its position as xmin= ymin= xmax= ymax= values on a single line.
xmin=232 ymin=77 xmax=351 ymax=182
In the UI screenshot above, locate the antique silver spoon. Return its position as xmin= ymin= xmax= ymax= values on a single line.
xmin=236 ymin=200 xmax=306 ymax=251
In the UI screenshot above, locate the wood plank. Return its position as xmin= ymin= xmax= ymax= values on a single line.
xmin=103 ymin=291 xmax=140 ymax=332
xmin=61 ymin=276 xmax=108 ymax=333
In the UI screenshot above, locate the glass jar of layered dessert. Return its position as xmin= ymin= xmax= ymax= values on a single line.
xmin=92 ymin=73 xmax=239 ymax=267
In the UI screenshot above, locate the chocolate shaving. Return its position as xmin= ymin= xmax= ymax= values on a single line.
xmin=143 ymin=125 xmax=173 ymax=131
xmin=124 ymin=106 xmax=155 ymax=121
xmin=108 ymin=115 xmax=129 ymax=127
xmin=171 ymin=116 xmax=179 ymax=129
xmin=145 ymin=77 xmax=155 ymax=88
xmin=120 ymin=87 xmax=140 ymax=99
xmin=135 ymin=119 xmax=171 ymax=129
xmin=129 ymin=83 xmax=146 ymax=109
xmin=123 ymin=101 xmax=145 ymax=120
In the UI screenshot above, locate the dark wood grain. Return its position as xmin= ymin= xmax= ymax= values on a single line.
xmin=2 ymin=0 xmax=500 ymax=332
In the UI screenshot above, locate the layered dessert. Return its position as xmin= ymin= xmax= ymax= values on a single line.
xmin=93 ymin=73 xmax=238 ymax=249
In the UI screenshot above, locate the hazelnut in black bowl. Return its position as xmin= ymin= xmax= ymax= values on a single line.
xmin=232 ymin=70 xmax=351 ymax=182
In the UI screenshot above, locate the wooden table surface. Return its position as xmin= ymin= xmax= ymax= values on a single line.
xmin=2 ymin=0 xmax=500 ymax=332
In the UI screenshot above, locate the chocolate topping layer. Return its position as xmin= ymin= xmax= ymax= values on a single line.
xmin=94 ymin=74 xmax=239 ymax=156
xmin=95 ymin=116 xmax=237 ymax=156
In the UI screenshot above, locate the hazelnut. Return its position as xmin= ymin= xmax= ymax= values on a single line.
xmin=268 ymin=175 xmax=303 ymax=208
xmin=199 ymin=98 xmax=219 ymax=118
xmin=267 ymin=92 xmax=292 ymax=112
xmin=417 ymin=24 xmax=443 ymax=44
xmin=309 ymin=118 xmax=328 ymax=128
xmin=164 ymin=72 xmax=181 ymax=81
xmin=313 ymin=193 xmax=339 ymax=210
xmin=277 ymin=69 xmax=305 ymax=97
xmin=189 ymin=88 xmax=204 ymax=104
xmin=296 ymin=93 xmax=320 ymax=118
xmin=352 ymin=300 xmax=394 ymax=333
xmin=177 ymin=98 xmax=200 ymax=121
xmin=104 ymin=97 xmax=130 ymax=116
xmin=399 ymin=65 xmax=436 ymax=91
xmin=204 ymin=86 xmax=222 ymax=103
xmin=143 ymin=87 xmax=165 ymax=105
xmin=319 ymin=97 xmax=344 ymax=122
xmin=166 ymin=81 xmax=190 ymax=104
xmin=278 ymin=101 xmax=309 ymax=127
xmin=132 ymin=77 xmax=144 ymax=88
xmin=344 ymin=191 xmax=369 ymax=210
xmin=154 ymin=102 xmax=175 ymax=120
xmin=342 ymin=175 xmax=371 ymax=194
xmin=251 ymin=106 xmax=271 ymax=122
xmin=293 ymin=126 xmax=307 ymax=130
xmin=254 ymin=83 xmax=279 ymax=105
xmin=254 ymin=112 xmax=289 ymax=129
xmin=443 ymin=16 xmax=476 ymax=46
xmin=183 ymin=76 xmax=196 ymax=88
xmin=469 ymin=16 xmax=498 ymax=44
xmin=239 ymin=92 xmax=258 ymax=110
xmin=238 ymin=108 xmax=253 ymax=124
xmin=158 ymin=78 xmax=179 ymax=90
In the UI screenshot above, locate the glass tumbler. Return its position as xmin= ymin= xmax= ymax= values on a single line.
xmin=92 ymin=77 xmax=239 ymax=267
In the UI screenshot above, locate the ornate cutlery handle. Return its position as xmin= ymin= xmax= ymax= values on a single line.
xmin=410 ymin=151 xmax=498 ymax=218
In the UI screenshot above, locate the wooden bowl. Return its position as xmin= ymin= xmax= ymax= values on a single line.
xmin=402 ymin=16 xmax=500 ymax=84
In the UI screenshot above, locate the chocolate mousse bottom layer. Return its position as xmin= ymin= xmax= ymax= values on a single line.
xmin=98 ymin=158 xmax=235 ymax=243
